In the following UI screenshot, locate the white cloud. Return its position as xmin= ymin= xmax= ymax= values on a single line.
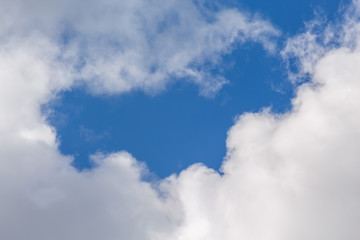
xmin=172 ymin=46 xmax=360 ymax=240
xmin=0 ymin=0 xmax=280 ymax=97
xmin=170 ymin=2 xmax=360 ymax=239
xmin=1 ymin=0 xmax=360 ymax=240
xmin=281 ymin=0 xmax=360 ymax=82
xmin=0 ymin=1 xmax=279 ymax=239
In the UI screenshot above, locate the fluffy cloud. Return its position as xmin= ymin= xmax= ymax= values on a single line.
xmin=0 ymin=1 xmax=278 ymax=239
xmin=0 ymin=0 xmax=279 ymax=96
xmin=172 ymin=46 xmax=360 ymax=240
xmin=1 ymin=0 xmax=360 ymax=240
xmin=171 ymin=2 xmax=360 ymax=239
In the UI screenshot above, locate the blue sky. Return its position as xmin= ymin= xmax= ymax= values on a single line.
xmin=50 ymin=0 xmax=346 ymax=177
xmin=3 ymin=0 xmax=360 ymax=239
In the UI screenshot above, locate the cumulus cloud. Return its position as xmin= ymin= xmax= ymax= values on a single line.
xmin=171 ymin=2 xmax=360 ymax=239
xmin=173 ymin=47 xmax=360 ymax=240
xmin=1 ymin=0 xmax=360 ymax=240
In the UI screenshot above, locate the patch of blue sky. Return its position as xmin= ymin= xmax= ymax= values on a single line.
xmin=48 ymin=0 xmax=348 ymax=178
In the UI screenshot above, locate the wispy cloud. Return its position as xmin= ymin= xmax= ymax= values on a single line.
xmin=0 ymin=0 xmax=280 ymax=97
xmin=281 ymin=0 xmax=360 ymax=82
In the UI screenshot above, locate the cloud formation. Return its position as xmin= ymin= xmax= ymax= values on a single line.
xmin=1 ymin=1 xmax=360 ymax=240
xmin=0 ymin=0 xmax=279 ymax=96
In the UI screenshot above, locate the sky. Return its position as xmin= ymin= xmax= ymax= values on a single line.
xmin=1 ymin=0 xmax=360 ymax=240
xmin=49 ymin=0 xmax=342 ymax=177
